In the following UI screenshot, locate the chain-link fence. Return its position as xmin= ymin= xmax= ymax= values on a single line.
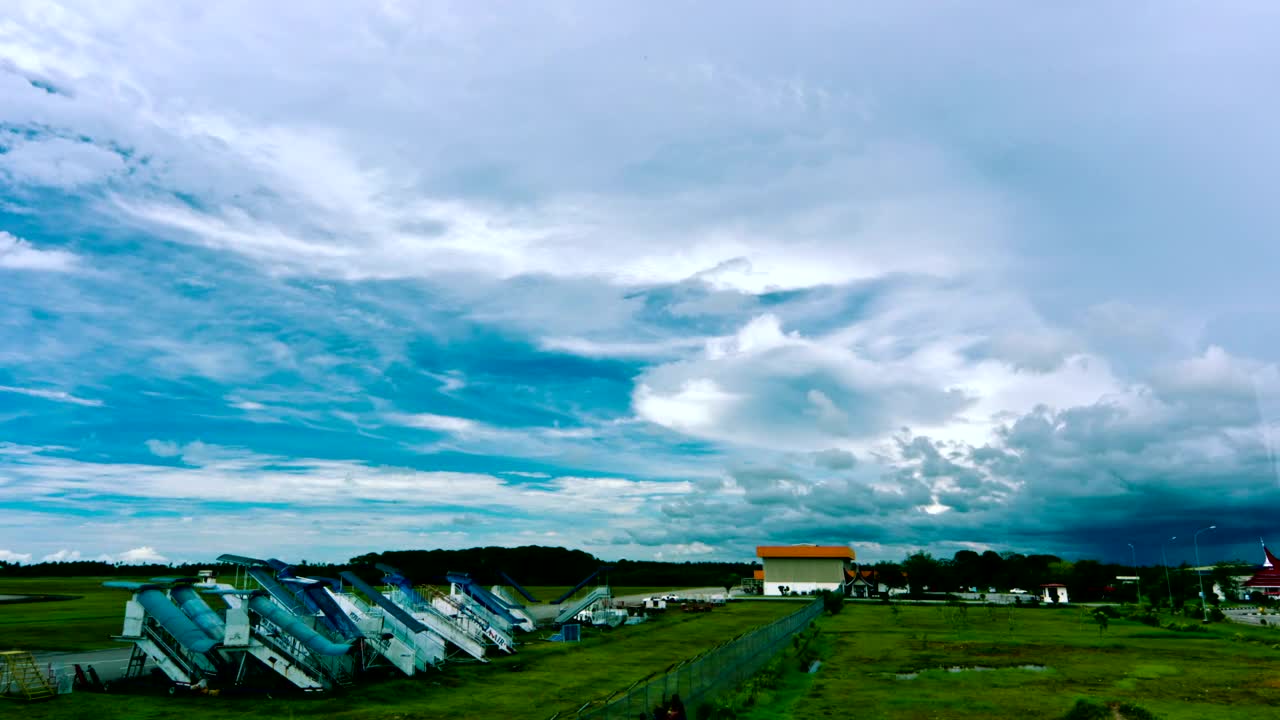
xmin=560 ymin=598 xmax=823 ymax=720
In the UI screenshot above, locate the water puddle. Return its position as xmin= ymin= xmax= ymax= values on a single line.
xmin=895 ymin=664 xmax=1047 ymax=679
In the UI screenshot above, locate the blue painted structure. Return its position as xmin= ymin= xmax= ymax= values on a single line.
xmin=552 ymin=566 xmax=613 ymax=605
xmin=445 ymin=572 xmax=522 ymax=626
xmin=500 ymin=571 xmax=539 ymax=603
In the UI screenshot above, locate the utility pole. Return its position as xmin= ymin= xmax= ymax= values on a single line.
xmin=1128 ymin=543 xmax=1142 ymax=605
xmin=1162 ymin=536 xmax=1177 ymax=611
xmin=1194 ymin=525 xmax=1217 ymax=622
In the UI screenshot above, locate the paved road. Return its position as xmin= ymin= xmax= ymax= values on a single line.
xmin=1223 ymin=607 xmax=1280 ymax=627
xmin=33 ymin=648 xmax=145 ymax=685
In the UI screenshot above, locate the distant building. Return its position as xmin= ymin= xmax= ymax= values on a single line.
xmin=755 ymin=545 xmax=854 ymax=596
xmin=846 ymin=569 xmax=876 ymax=598
xmin=1040 ymin=583 xmax=1069 ymax=604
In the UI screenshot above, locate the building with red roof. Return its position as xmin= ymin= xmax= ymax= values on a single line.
xmin=755 ymin=545 xmax=855 ymax=596
xmin=1243 ymin=544 xmax=1280 ymax=599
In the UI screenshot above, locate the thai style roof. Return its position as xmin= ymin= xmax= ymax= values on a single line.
xmin=1244 ymin=545 xmax=1280 ymax=588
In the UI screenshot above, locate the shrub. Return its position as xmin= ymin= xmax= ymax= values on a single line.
xmin=821 ymin=589 xmax=845 ymax=615
xmin=1060 ymin=699 xmax=1109 ymax=720
xmin=696 ymin=699 xmax=736 ymax=720
xmin=1208 ymin=607 xmax=1226 ymax=622
xmin=1114 ymin=702 xmax=1160 ymax=720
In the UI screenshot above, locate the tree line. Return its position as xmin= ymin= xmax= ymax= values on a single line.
xmin=0 ymin=545 xmax=756 ymax=590
xmin=868 ymin=550 xmax=1259 ymax=605
xmin=2 ymin=546 xmax=1263 ymax=606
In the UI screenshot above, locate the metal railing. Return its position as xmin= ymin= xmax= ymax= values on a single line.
xmin=562 ymin=598 xmax=823 ymax=720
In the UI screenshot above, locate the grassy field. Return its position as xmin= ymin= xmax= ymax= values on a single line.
xmin=732 ymin=602 xmax=1280 ymax=720
xmin=0 ymin=577 xmax=706 ymax=653
xmin=0 ymin=577 xmax=145 ymax=652
xmin=21 ymin=599 xmax=797 ymax=720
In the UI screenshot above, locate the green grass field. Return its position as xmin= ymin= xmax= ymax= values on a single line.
xmin=20 ymin=599 xmax=796 ymax=720
xmin=0 ymin=577 xmax=146 ymax=652
xmin=733 ymin=603 xmax=1280 ymax=720
xmin=17 ymin=578 xmax=1278 ymax=720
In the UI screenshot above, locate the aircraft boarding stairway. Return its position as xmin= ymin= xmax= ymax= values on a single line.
xmin=555 ymin=587 xmax=612 ymax=625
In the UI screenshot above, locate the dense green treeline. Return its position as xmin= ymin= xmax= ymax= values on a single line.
xmin=873 ymin=550 xmax=1259 ymax=605
xmin=1 ymin=545 xmax=1263 ymax=605
xmin=0 ymin=545 xmax=756 ymax=589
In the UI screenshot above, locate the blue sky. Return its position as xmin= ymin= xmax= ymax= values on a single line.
xmin=1 ymin=2 xmax=1278 ymax=566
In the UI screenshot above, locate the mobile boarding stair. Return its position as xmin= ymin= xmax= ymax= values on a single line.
xmin=217 ymin=556 xmax=366 ymax=687
xmin=336 ymin=571 xmax=454 ymax=672
xmin=0 ymin=650 xmax=56 ymax=701
xmin=106 ymin=581 xmax=231 ymax=689
xmin=107 ymin=575 xmax=355 ymax=692
xmin=374 ymin=565 xmax=502 ymax=658
xmin=488 ymin=585 xmax=538 ymax=631
xmin=446 ymin=572 xmax=531 ymax=632
xmin=552 ymin=565 xmax=614 ymax=625
xmin=554 ymin=587 xmax=613 ymax=625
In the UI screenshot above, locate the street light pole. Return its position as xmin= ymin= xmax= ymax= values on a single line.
xmin=1128 ymin=542 xmax=1142 ymax=605
xmin=1194 ymin=525 xmax=1217 ymax=622
xmin=1162 ymin=536 xmax=1177 ymax=610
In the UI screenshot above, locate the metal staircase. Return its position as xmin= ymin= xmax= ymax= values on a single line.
xmin=124 ymin=644 xmax=148 ymax=679
xmin=555 ymin=587 xmax=611 ymax=625
xmin=0 ymin=650 xmax=56 ymax=701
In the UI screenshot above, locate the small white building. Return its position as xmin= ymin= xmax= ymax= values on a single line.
xmin=1040 ymin=583 xmax=1069 ymax=604
xmin=756 ymin=545 xmax=855 ymax=596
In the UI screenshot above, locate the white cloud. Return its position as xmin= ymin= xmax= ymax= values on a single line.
xmin=0 ymin=137 xmax=125 ymax=189
xmin=664 ymin=541 xmax=716 ymax=557
xmin=145 ymin=439 xmax=181 ymax=457
xmin=118 ymin=546 xmax=168 ymax=563
xmin=634 ymin=379 xmax=740 ymax=435
xmin=0 ymin=549 xmax=33 ymax=563
xmin=540 ymin=336 xmax=708 ymax=359
xmin=387 ymin=412 xmax=481 ymax=434
xmin=0 ymin=232 xmax=79 ymax=272
xmin=230 ymin=400 xmax=267 ymax=411
xmin=41 ymin=549 xmax=82 ymax=562
xmin=2 ymin=3 xmax=1278 ymax=563
xmin=1 ymin=443 xmax=693 ymax=524
xmin=0 ymin=384 xmax=102 ymax=406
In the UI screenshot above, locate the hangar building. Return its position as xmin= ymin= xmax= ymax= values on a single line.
xmin=756 ymin=545 xmax=854 ymax=596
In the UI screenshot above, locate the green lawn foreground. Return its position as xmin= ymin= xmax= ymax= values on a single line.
xmin=22 ymin=599 xmax=798 ymax=720
xmin=0 ymin=577 xmax=140 ymax=652
xmin=741 ymin=603 xmax=1280 ymax=720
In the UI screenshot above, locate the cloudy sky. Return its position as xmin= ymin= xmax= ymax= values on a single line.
xmin=2 ymin=2 xmax=1278 ymax=566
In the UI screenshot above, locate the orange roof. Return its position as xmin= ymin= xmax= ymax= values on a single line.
xmin=757 ymin=545 xmax=855 ymax=560
xmin=753 ymin=569 xmax=765 ymax=580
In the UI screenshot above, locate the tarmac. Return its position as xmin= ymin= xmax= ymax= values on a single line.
xmin=32 ymin=647 xmax=144 ymax=686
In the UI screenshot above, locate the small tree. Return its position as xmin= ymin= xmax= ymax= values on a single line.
xmin=1092 ymin=610 xmax=1109 ymax=635
xmin=822 ymin=589 xmax=844 ymax=615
